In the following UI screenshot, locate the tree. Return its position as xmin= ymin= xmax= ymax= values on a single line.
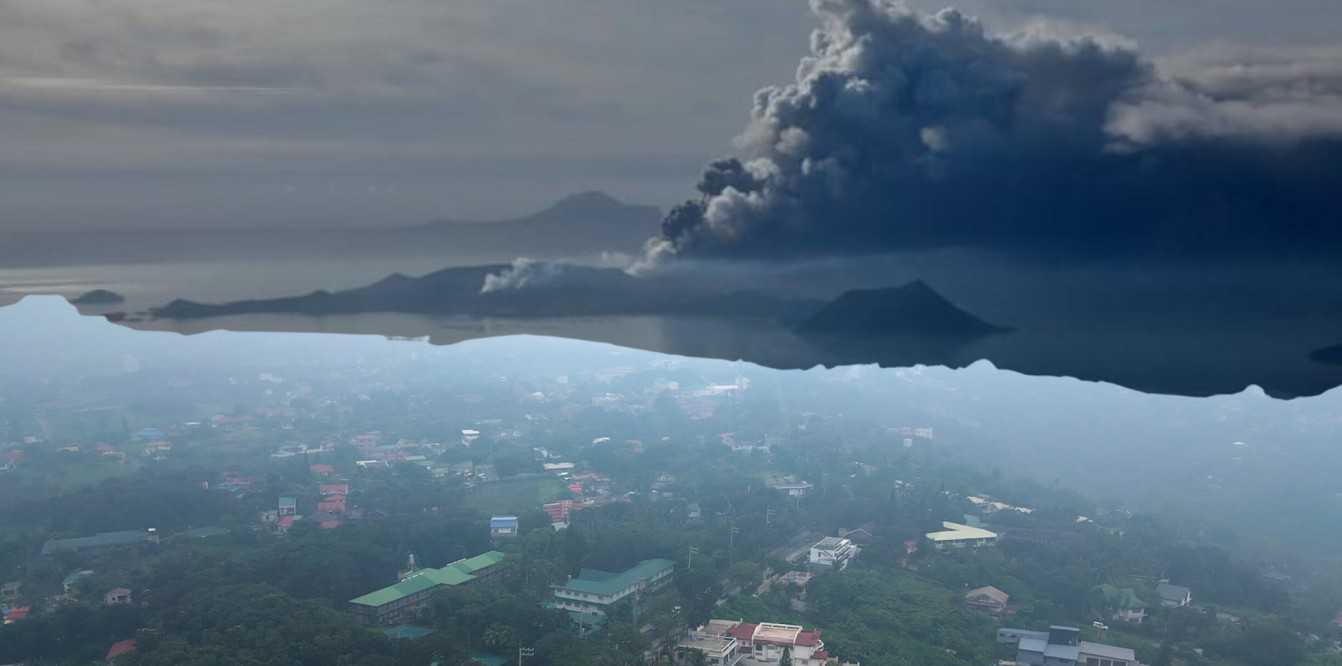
xmin=675 ymin=648 xmax=708 ymax=666
xmin=780 ymin=646 xmax=793 ymax=666
xmin=483 ymin=623 xmax=516 ymax=652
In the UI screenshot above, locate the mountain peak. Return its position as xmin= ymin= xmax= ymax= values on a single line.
xmin=547 ymin=190 xmax=625 ymax=212
xmin=797 ymin=280 xmax=1008 ymax=338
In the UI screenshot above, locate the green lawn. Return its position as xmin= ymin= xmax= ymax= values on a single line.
xmin=465 ymin=476 xmax=566 ymax=514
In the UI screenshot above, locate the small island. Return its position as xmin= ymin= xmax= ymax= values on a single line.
xmin=70 ymin=289 xmax=126 ymax=305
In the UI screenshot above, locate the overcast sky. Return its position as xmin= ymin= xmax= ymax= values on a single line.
xmin=3 ymin=1 xmax=1341 ymax=230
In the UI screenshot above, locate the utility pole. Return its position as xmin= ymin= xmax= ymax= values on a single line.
xmin=517 ymin=646 xmax=534 ymax=666
xmin=728 ymin=526 xmax=740 ymax=565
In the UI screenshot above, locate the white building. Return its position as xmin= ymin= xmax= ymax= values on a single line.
xmin=925 ymin=521 xmax=998 ymax=550
xmin=695 ymin=620 xmax=852 ymax=665
xmin=808 ymin=537 xmax=859 ymax=571
xmin=675 ymin=632 xmax=743 ymax=666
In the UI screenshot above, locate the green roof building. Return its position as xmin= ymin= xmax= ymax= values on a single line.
xmin=349 ymin=551 xmax=507 ymax=626
xmin=550 ymin=558 xmax=675 ymax=616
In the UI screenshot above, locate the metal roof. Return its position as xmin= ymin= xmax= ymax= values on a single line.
xmin=925 ymin=521 xmax=998 ymax=542
xmin=1018 ymin=637 xmax=1048 ymax=654
xmin=553 ymin=558 xmax=674 ymax=597
xmin=349 ymin=551 xmax=506 ymax=607
xmin=1157 ymin=582 xmax=1191 ymax=601
xmin=1080 ymin=641 xmax=1137 ymax=660
xmin=1044 ymin=644 xmax=1081 ymax=660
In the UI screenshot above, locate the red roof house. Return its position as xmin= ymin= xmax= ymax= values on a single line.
xmin=105 ymin=639 xmax=137 ymax=663
xmin=317 ymin=497 xmax=346 ymax=514
xmin=319 ymin=483 xmax=349 ymax=496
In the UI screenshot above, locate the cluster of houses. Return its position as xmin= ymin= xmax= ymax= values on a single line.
xmin=674 ymin=619 xmax=860 ymax=666
xmin=997 ymin=625 xmax=1143 ymax=666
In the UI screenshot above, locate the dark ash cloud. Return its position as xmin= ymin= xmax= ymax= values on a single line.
xmin=640 ymin=0 xmax=1342 ymax=268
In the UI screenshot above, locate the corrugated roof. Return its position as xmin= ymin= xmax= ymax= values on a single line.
xmin=1018 ymin=637 xmax=1048 ymax=654
xmin=1157 ymin=582 xmax=1191 ymax=601
xmin=1044 ymin=644 xmax=1080 ymax=660
xmin=966 ymin=585 xmax=1009 ymax=603
xmin=553 ymin=558 xmax=674 ymax=597
xmin=350 ymin=551 xmax=507 ymax=607
xmin=925 ymin=521 xmax=998 ymax=542
xmin=454 ymin=551 xmax=507 ymax=574
xmin=1080 ymin=641 xmax=1137 ymax=660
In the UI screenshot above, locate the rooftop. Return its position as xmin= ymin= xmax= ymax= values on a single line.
xmin=925 ymin=521 xmax=998 ymax=542
xmin=1157 ymin=582 xmax=1191 ymax=600
xmin=553 ymin=558 xmax=674 ymax=597
xmin=966 ymin=585 xmax=1009 ymax=603
xmin=1044 ymin=643 xmax=1081 ymax=661
xmin=813 ymin=536 xmax=850 ymax=550
xmin=1080 ymin=641 xmax=1138 ymax=661
xmin=350 ymin=551 xmax=506 ymax=607
xmin=1019 ymin=637 xmax=1048 ymax=654
xmin=678 ymin=633 xmax=736 ymax=656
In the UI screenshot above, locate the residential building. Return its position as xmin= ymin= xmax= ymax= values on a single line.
xmin=999 ymin=625 xmax=1144 ymax=666
xmin=675 ymin=631 xmax=743 ymax=666
xmin=104 ymin=587 xmax=132 ymax=606
xmin=1156 ymin=582 xmax=1191 ymax=608
xmin=808 ymin=537 xmax=859 ymax=571
xmin=1094 ymin=585 xmax=1147 ymax=624
xmin=964 ymin=585 xmax=1009 ymax=614
xmin=767 ymin=478 xmax=813 ymax=497
xmin=777 ymin=571 xmax=814 ymax=590
xmin=1 ymin=581 xmax=20 ymax=603
xmin=1078 ymin=641 xmax=1143 ymax=666
xmin=700 ymin=619 xmax=840 ymax=665
xmin=489 ymin=516 xmax=519 ymax=538
xmin=349 ymin=551 xmax=507 ymax=626
xmin=550 ymin=558 xmax=675 ymax=616
xmin=543 ymin=500 xmax=573 ymax=529
xmin=319 ymin=483 xmax=350 ymax=497
xmin=278 ymin=496 xmax=297 ymax=516
xmin=924 ymin=521 xmax=998 ymax=550
xmin=317 ymin=496 xmax=347 ymax=514
xmin=62 ymin=570 xmax=94 ymax=595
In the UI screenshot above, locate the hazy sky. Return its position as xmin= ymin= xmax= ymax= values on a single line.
xmin=2 ymin=1 xmax=1340 ymax=230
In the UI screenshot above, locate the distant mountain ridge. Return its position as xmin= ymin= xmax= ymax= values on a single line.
xmin=151 ymin=262 xmax=824 ymax=321
xmin=0 ymin=191 xmax=662 ymax=268
xmin=147 ymin=261 xmax=1013 ymax=358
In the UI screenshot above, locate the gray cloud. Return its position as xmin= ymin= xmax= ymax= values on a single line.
xmin=0 ymin=1 xmax=814 ymax=228
xmin=641 ymin=0 xmax=1342 ymax=267
xmin=2 ymin=1 xmax=1341 ymax=231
